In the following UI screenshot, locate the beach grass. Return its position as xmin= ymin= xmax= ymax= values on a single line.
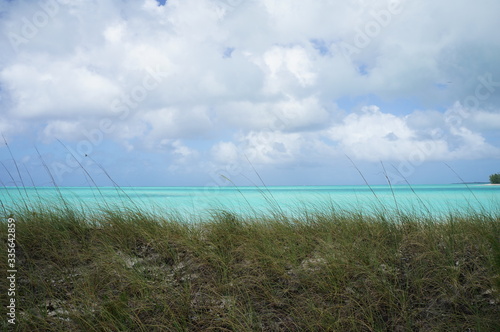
xmin=1 ymin=201 xmax=499 ymax=331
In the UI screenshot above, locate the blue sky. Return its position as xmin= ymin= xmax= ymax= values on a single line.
xmin=0 ymin=0 xmax=499 ymax=187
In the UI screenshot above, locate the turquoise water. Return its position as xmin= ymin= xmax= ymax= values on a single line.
xmin=1 ymin=184 xmax=499 ymax=218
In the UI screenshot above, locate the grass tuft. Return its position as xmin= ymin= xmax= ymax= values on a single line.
xmin=1 ymin=200 xmax=499 ymax=331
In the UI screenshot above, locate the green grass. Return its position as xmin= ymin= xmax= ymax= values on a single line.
xmin=1 ymin=203 xmax=499 ymax=331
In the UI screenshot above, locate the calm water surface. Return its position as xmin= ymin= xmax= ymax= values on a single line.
xmin=1 ymin=184 xmax=499 ymax=218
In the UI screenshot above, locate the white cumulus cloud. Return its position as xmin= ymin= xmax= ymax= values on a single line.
xmin=0 ymin=0 xmax=499 ymax=185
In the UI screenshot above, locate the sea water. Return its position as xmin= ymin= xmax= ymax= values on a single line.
xmin=1 ymin=184 xmax=499 ymax=219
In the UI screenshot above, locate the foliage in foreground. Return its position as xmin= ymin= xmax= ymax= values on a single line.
xmin=1 ymin=205 xmax=500 ymax=331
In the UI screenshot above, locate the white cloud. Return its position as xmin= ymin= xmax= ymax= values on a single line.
xmin=1 ymin=60 xmax=120 ymax=119
xmin=0 ymin=0 xmax=499 ymax=178
xmin=211 ymin=141 xmax=239 ymax=164
xmin=211 ymin=128 xmax=336 ymax=168
xmin=0 ymin=116 xmax=16 ymax=137
xmin=240 ymin=130 xmax=302 ymax=165
xmin=329 ymin=105 xmax=425 ymax=161
xmin=103 ymin=21 xmax=126 ymax=44
xmin=41 ymin=120 xmax=82 ymax=143
xmin=468 ymin=111 xmax=500 ymax=131
xmin=140 ymin=106 xmax=213 ymax=146
xmin=447 ymin=126 xmax=493 ymax=159
xmin=217 ymin=96 xmax=331 ymax=132
xmin=257 ymin=45 xmax=317 ymax=94
xmin=327 ymin=105 xmax=499 ymax=162
xmin=406 ymin=110 xmax=444 ymax=130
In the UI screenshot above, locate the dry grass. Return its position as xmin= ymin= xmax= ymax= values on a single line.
xmin=1 ymin=202 xmax=499 ymax=331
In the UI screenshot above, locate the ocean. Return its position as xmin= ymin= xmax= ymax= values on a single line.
xmin=1 ymin=184 xmax=499 ymax=219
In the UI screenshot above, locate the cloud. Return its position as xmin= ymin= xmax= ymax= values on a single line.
xmin=0 ymin=0 xmax=499 ymax=185
xmin=41 ymin=120 xmax=83 ymax=142
xmin=211 ymin=141 xmax=239 ymax=164
xmin=468 ymin=111 xmax=500 ymax=131
xmin=217 ymin=96 xmax=332 ymax=132
xmin=327 ymin=105 xmax=500 ymax=162
xmin=1 ymin=60 xmax=120 ymax=119
xmin=257 ymin=45 xmax=317 ymax=94
xmin=161 ymin=139 xmax=199 ymax=171
xmin=328 ymin=105 xmax=439 ymax=161
xmin=212 ymin=129 xmax=335 ymax=167
xmin=140 ymin=106 xmax=213 ymax=146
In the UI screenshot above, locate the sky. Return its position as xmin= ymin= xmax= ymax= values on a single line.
xmin=0 ymin=0 xmax=499 ymax=187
